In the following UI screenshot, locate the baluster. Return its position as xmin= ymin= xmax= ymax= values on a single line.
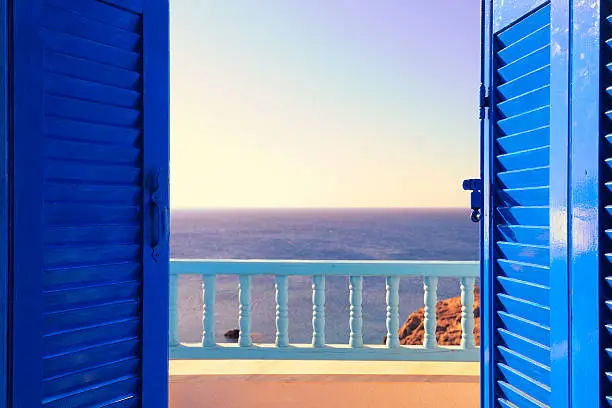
xmin=385 ymin=276 xmax=400 ymax=348
xmin=275 ymin=275 xmax=289 ymax=347
xmin=460 ymin=276 xmax=476 ymax=349
xmin=239 ymin=275 xmax=252 ymax=347
xmin=349 ymin=276 xmax=363 ymax=348
xmin=423 ymin=276 xmax=438 ymax=349
xmin=202 ymin=275 xmax=216 ymax=347
xmin=312 ymin=275 xmax=326 ymax=347
xmin=169 ymin=272 xmax=179 ymax=347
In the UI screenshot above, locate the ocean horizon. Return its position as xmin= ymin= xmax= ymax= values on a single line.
xmin=171 ymin=208 xmax=479 ymax=345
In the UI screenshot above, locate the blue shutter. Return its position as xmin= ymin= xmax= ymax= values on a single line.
xmin=601 ymin=2 xmax=612 ymax=406
xmin=10 ymin=1 xmax=169 ymax=407
xmin=483 ymin=2 xmax=554 ymax=407
xmin=0 ymin=0 xmax=7 ymax=405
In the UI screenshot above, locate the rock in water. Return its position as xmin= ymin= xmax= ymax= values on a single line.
xmin=224 ymin=329 xmax=240 ymax=341
xmin=383 ymin=287 xmax=480 ymax=346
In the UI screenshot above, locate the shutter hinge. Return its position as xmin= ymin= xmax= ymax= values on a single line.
xmin=479 ymin=84 xmax=490 ymax=119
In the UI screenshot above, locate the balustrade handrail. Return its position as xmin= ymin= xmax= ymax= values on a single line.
xmin=171 ymin=259 xmax=479 ymax=277
xmin=169 ymin=259 xmax=480 ymax=362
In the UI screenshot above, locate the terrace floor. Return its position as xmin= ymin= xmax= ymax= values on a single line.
xmin=169 ymin=360 xmax=480 ymax=408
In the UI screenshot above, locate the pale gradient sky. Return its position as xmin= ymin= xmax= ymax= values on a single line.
xmin=170 ymin=1 xmax=481 ymax=209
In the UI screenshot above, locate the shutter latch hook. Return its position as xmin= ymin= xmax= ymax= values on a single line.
xmin=462 ymin=179 xmax=482 ymax=223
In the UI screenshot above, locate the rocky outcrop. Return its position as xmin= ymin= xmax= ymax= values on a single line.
xmin=384 ymin=288 xmax=480 ymax=346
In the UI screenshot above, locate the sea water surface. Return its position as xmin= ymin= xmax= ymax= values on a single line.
xmin=171 ymin=208 xmax=479 ymax=345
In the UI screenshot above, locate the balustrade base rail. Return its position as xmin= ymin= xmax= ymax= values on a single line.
xmin=171 ymin=343 xmax=479 ymax=362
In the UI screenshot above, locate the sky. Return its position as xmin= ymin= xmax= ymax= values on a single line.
xmin=170 ymin=1 xmax=481 ymax=209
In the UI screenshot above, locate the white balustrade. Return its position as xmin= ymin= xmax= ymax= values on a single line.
xmin=460 ymin=276 xmax=476 ymax=349
xmin=202 ymin=275 xmax=216 ymax=347
xmin=238 ymin=275 xmax=252 ymax=347
xmin=275 ymin=275 xmax=289 ymax=347
xmin=169 ymin=260 xmax=480 ymax=362
xmin=312 ymin=275 xmax=326 ymax=348
xmin=423 ymin=276 xmax=439 ymax=349
xmin=349 ymin=276 xmax=364 ymax=348
xmin=385 ymin=276 xmax=400 ymax=348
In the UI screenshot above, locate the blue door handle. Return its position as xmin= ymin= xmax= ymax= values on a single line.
xmin=151 ymin=168 xmax=169 ymax=262
xmin=462 ymin=178 xmax=482 ymax=223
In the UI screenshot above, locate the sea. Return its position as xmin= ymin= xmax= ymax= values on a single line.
xmin=171 ymin=208 xmax=479 ymax=345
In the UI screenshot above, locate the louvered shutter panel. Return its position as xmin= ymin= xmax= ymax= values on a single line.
xmin=602 ymin=2 xmax=612 ymax=405
xmin=484 ymin=3 xmax=554 ymax=407
xmin=10 ymin=1 xmax=169 ymax=407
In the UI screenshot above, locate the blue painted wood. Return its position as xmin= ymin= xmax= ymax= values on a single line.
xmin=496 ymin=55 xmax=551 ymax=85
xmin=497 ymin=147 xmax=549 ymax=172
xmin=598 ymin=6 xmax=612 ymax=408
xmin=103 ymin=0 xmax=144 ymax=14
xmin=496 ymin=168 xmax=550 ymax=190
xmin=44 ymin=31 xmax=140 ymax=70
xmin=496 ymin=225 xmax=549 ymax=246
xmin=497 ymin=72 xmax=550 ymax=104
xmin=461 ymin=277 xmax=476 ymax=349
xmin=349 ymin=276 xmax=363 ymax=348
xmin=578 ymin=1 xmax=612 ymax=406
xmin=171 ymin=259 xmax=480 ymax=277
xmin=312 ymin=275 xmax=326 ymax=347
xmin=423 ymin=276 xmax=438 ymax=349
xmin=239 ymin=276 xmax=252 ymax=347
xmin=141 ymin=1 xmax=170 ymax=407
xmin=496 ymin=206 xmax=549 ymax=227
xmin=169 ymin=273 xmax=179 ymax=348
xmin=485 ymin=2 xmax=554 ymax=407
xmin=549 ymin=1 xmax=571 ymax=407
xmin=45 ymin=0 xmax=141 ymax=31
xmin=569 ymin=3 xmax=605 ymax=407
xmin=496 ymin=278 xmax=548 ymax=308
xmin=43 ymin=7 xmax=141 ymax=52
xmin=11 ymin=1 xmax=46 ymax=406
xmin=275 ymin=275 xmax=289 ymax=347
xmin=202 ymin=275 xmax=216 ymax=347
xmin=8 ymin=0 xmax=169 ymax=406
xmin=171 ymin=343 xmax=480 ymax=362
xmin=496 ymin=260 xmax=549 ymax=287
xmin=385 ymin=276 xmax=400 ymax=349
xmin=481 ymin=1 xmax=493 ymax=406
xmin=44 ymin=51 xmax=141 ymax=91
xmin=493 ymin=0 xmax=549 ymax=32
xmin=0 ymin=0 xmax=6 ymax=404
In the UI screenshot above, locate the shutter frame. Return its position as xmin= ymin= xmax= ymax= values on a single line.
xmin=567 ymin=1 xmax=602 ymax=405
xmin=0 ymin=0 xmax=7 ymax=405
xmin=140 ymin=0 xmax=170 ymax=404
xmin=549 ymin=0 xmax=571 ymax=407
xmin=11 ymin=1 xmax=46 ymax=406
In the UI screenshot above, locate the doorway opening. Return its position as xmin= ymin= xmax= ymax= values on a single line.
xmin=168 ymin=3 xmax=482 ymax=408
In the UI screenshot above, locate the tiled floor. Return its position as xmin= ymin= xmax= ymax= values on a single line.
xmin=169 ymin=360 xmax=480 ymax=408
